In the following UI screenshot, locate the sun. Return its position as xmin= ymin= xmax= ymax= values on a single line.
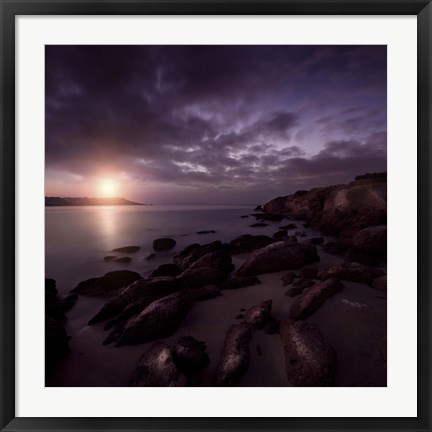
xmin=98 ymin=178 xmax=119 ymax=197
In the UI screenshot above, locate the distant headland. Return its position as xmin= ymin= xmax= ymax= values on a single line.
xmin=45 ymin=197 xmax=145 ymax=206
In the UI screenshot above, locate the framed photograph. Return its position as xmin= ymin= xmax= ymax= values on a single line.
xmin=1 ymin=1 xmax=431 ymax=431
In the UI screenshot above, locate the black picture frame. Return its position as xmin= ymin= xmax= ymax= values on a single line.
xmin=1 ymin=1 xmax=431 ymax=431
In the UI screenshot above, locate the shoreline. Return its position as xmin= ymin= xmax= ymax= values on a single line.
xmin=46 ymin=174 xmax=387 ymax=387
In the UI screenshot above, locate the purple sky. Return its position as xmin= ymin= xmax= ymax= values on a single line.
xmin=45 ymin=45 xmax=387 ymax=205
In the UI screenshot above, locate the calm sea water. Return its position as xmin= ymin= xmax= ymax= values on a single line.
xmin=46 ymin=204 xmax=270 ymax=293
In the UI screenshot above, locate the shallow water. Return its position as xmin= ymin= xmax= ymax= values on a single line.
xmin=46 ymin=205 xmax=387 ymax=387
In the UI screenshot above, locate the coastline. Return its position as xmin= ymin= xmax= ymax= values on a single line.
xmin=46 ymin=174 xmax=387 ymax=387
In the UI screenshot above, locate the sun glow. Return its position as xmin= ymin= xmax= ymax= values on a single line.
xmin=98 ymin=178 xmax=119 ymax=197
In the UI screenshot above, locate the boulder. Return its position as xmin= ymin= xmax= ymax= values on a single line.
xmin=88 ymin=277 xmax=180 ymax=325
xmin=151 ymin=263 xmax=181 ymax=278
xmin=372 ymin=275 xmax=387 ymax=290
xmin=129 ymin=342 xmax=187 ymax=386
xmin=219 ymin=276 xmax=261 ymax=290
xmin=61 ymin=294 xmax=78 ymax=312
xmin=309 ymin=237 xmax=324 ymax=245
xmin=213 ymin=323 xmax=252 ymax=386
xmin=72 ymin=270 xmax=142 ymax=296
xmin=281 ymin=271 xmax=296 ymax=286
xmin=115 ymin=257 xmax=131 ymax=263
xmin=173 ymin=241 xmax=225 ymax=270
xmin=178 ymin=267 xmax=227 ymax=289
xmin=279 ymin=223 xmax=297 ymax=230
xmin=254 ymin=205 xmax=263 ymax=211
xmin=172 ymin=336 xmax=210 ymax=375
xmin=352 ymin=225 xmax=387 ymax=256
xmin=243 ymin=300 xmax=272 ymax=329
xmin=263 ymin=173 xmax=386 ymax=237
xmin=250 ymin=222 xmax=268 ymax=227
xmin=252 ymin=213 xmax=284 ymax=222
xmin=153 ymin=237 xmax=176 ymax=251
xmin=273 ymin=229 xmax=288 ymax=239
xmin=197 ymin=230 xmax=216 ymax=235
xmin=191 ymin=286 xmax=222 ymax=302
xmin=103 ymin=255 xmax=116 ymax=261
xmin=280 ymin=319 xmax=336 ymax=386
xmin=320 ymin=262 xmax=385 ymax=285
xmin=236 ymin=241 xmax=319 ymax=277
xmin=45 ymin=316 xmax=70 ymax=377
xmin=289 ymin=278 xmax=344 ymax=320
xmin=115 ymin=292 xmax=194 ymax=346
xmin=112 ymin=246 xmax=140 ymax=253
xmin=229 ymin=234 xmax=273 ymax=254
xmin=322 ymin=242 xmax=346 ymax=255
xmin=45 ymin=278 xmax=64 ymax=321
xmin=189 ymin=250 xmax=233 ymax=273
xmin=346 ymin=248 xmax=382 ymax=266
xmin=299 ymin=267 xmax=319 ymax=280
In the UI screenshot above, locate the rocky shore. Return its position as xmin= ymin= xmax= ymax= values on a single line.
xmin=46 ymin=173 xmax=387 ymax=386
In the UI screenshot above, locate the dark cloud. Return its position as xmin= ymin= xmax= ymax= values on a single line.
xmin=45 ymin=45 xmax=386 ymax=204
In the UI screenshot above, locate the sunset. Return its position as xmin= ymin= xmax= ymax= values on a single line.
xmin=45 ymin=45 xmax=387 ymax=388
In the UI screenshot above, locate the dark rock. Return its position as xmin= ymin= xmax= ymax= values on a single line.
xmin=112 ymin=246 xmax=140 ymax=253
xmin=353 ymin=225 xmax=387 ymax=256
xmin=280 ymin=319 xmax=336 ymax=386
xmin=129 ymin=342 xmax=187 ymax=386
xmin=229 ymin=234 xmax=273 ymax=254
xmin=197 ymin=230 xmax=216 ymax=235
xmin=104 ymin=319 xmax=118 ymax=331
xmin=236 ymin=241 xmax=319 ymax=277
xmin=309 ymin=237 xmax=324 ymax=245
xmin=115 ymin=292 xmax=194 ymax=346
xmin=115 ymin=256 xmax=131 ymax=263
xmin=253 ymin=213 xmax=284 ymax=222
xmin=72 ymin=270 xmax=142 ymax=296
xmin=254 ymin=205 xmax=263 ymax=211
xmin=281 ymin=272 xmax=296 ymax=286
xmin=189 ymin=249 xmax=233 ymax=273
xmin=250 ymin=222 xmax=268 ymax=227
xmin=45 ymin=316 xmax=69 ymax=377
xmin=263 ymin=318 xmax=280 ymax=334
xmin=146 ymin=253 xmax=156 ymax=260
xmin=346 ymin=248 xmax=382 ymax=266
xmin=45 ymin=278 xmax=64 ymax=320
xmin=243 ymin=300 xmax=272 ymax=329
xmin=295 ymin=231 xmax=306 ymax=237
xmin=213 ymin=323 xmax=252 ymax=386
xmin=285 ymin=287 xmax=304 ymax=297
xmin=240 ymin=308 xmax=246 ymax=312
xmin=88 ymin=277 xmax=180 ymax=325
xmin=299 ymin=267 xmax=319 ymax=280
xmin=61 ymin=294 xmax=78 ymax=312
xmin=219 ymin=276 xmax=261 ymax=290
xmin=322 ymin=242 xmax=347 ymax=255
xmin=289 ymin=278 xmax=344 ymax=320
xmin=279 ymin=223 xmax=297 ymax=230
xmin=273 ymin=229 xmax=288 ymax=239
xmin=45 ymin=278 xmax=57 ymax=295
xmin=153 ymin=237 xmax=176 ymax=251
xmin=240 ymin=215 xmax=249 ymax=218
xmin=372 ymin=275 xmax=387 ymax=290
xmin=191 ymin=286 xmax=222 ymax=301
xmin=104 ymin=255 xmax=117 ymax=261
xmin=321 ymin=262 xmax=385 ymax=285
xmin=256 ymin=345 xmax=263 ymax=356
xmin=178 ymin=267 xmax=227 ymax=289
xmin=173 ymin=336 xmax=210 ymax=375
xmin=235 ymin=314 xmax=244 ymax=319
xmin=263 ymin=173 xmax=386 ymax=238
xmin=151 ymin=263 xmax=180 ymax=278
xmin=173 ymin=241 xmax=225 ymax=270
